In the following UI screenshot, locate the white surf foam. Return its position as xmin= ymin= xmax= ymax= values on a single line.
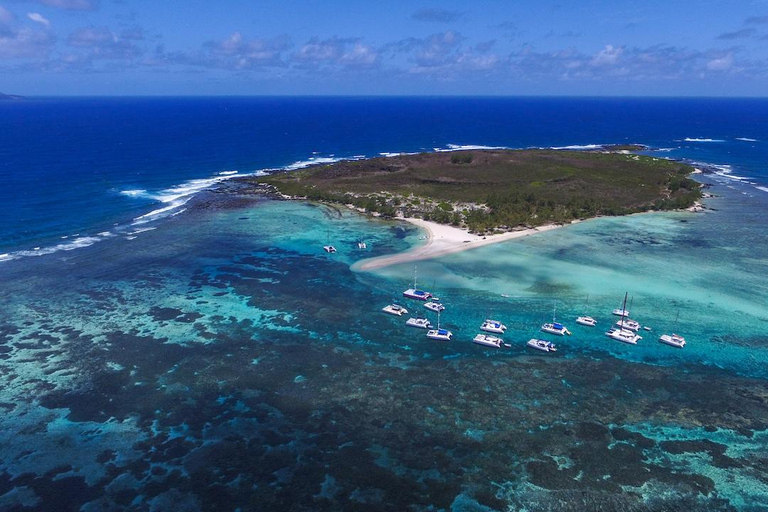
xmin=218 ymin=170 xmax=239 ymax=176
xmin=550 ymin=144 xmax=604 ymax=150
xmin=735 ymin=137 xmax=758 ymax=142
xmin=755 ymin=186 xmax=768 ymax=193
xmin=683 ymin=138 xmax=724 ymax=142
xmin=435 ymin=144 xmax=507 ymax=152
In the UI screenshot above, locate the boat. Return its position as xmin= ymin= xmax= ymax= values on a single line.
xmin=480 ymin=319 xmax=507 ymax=334
xmin=382 ymin=304 xmax=408 ymax=316
xmin=541 ymin=302 xmax=571 ymax=336
xmin=527 ymin=338 xmax=557 ymax=352
xmin=473 ymin=334 xmax=510 ymax=348
xmin=576 ymin=295 xmax=596 ymax=327
xmin=615 ymin=319 xmax=640 ymax=332
xmin=606 ymin=293 xmax=642 ymax=344
xmin=323 ymin=227 xmax=336 ymax=253
xmin=405 ymin=317 xmax=432 ymax=329
xmin=659 ymin=333 xmax=686 ymax=348
xmin=402 ymin=265 xmax=435 ymax=301
xmin=643 ymin=326 xmax=652 ymax=331
xmin=605 ymin=327 xmax=642 ymax=344
xmin=357 ymin=241 xmax=367 ymax=249
xmin=612 ymin=293 xmax=630 ymax=317
xmin=424 ymin=301 xmax=445 ymax=313
xmin=659 ymin=311 xmax=686 ymax=348
xmin=426 ymin=310 xmax=453 ymax=341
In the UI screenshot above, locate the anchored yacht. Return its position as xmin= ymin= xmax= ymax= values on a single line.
xmin=406 ymin=317 xmax=432 ymax=329
xmin=473 ymin=334 xmax=509 ymax=348
xmin=382 ymin=304 xmax=408 ymax=316
xmin=576 ymin=316 xmax=597 ymax=327
xmin=480 ymin=319 xmax=507 ymax=334
xmin=527 ymin=339 xmax=557 ymax=352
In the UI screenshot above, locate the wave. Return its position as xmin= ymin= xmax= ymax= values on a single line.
xmin=435 ymin=144 xmax=507 ymax=152
xmin=683 ymin=138 xmax=724 ymax=142
xmin=284 ymin=156 xmax=348 ymax=170
xmin=0 ymin=235 xmax=108 ymax=263
xmin=218 ymin=170 xmax=239 ymax=176
xmin=550 ymin=144 xmax=604 ymax=150
xmin=735 ymin=137 xmax=758 ymax=142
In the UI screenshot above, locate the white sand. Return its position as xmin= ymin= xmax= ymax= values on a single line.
xmin=353 ymin=218 xmax=565 ymax=271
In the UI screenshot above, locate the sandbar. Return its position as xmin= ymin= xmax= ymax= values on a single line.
xmin=353 ymin=218 xmax=565 ymax=271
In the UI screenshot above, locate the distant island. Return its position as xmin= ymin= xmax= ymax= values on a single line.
xmin=245 ymin=148 xmax=701 ymax=235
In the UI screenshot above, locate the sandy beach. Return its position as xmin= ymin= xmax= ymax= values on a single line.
xmin=353 ymin=217 xmax=565 ymax=271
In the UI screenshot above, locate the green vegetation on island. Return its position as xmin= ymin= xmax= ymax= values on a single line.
xmin=248 ymin=149 xmax=701 ymax=234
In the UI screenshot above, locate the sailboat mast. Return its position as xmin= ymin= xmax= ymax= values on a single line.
xmin=619 ymin=292 xmax=628 ymax=329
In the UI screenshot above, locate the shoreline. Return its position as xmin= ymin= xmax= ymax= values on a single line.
xmin=352 ymin=218 xmax=567 ymax=272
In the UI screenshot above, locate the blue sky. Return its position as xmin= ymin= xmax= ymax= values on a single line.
xmin=1 ymin=0 xmax=768 ymax=96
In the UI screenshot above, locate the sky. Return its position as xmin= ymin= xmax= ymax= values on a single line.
xmin=2 ymin=0 xmax=768 ymax=96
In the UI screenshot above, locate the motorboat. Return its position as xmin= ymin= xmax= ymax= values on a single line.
xmin=527 ymin=338 xmax=557 ymax=352
xmin=659 ymin=333 xmax=686 ymax=348
xmin=480 ymin=319 xmax=506 ymax=334
xmin=323 ymin=245 xmax=337 ymax=253
xmin=605 ymin=327 xmax=642 ymax=345
xmin=405 ymin=317 xmax=432 ymax=329
xmin=615 ymin=319 xmax=640 ymax=332
xmin=357 ymin=241 xmax=367 ymax=249
xmin=382 ymin=304 xmax=408 ymax=316
xmin=576 ymin=316 xmax=597 ymax=327
xmin=424 ymin=301 xmax=445 ymax=313
xmin=426 ymin=328 xmax=453 ymax=341
xmin=473 ymin=334 xmax=509 ymax=348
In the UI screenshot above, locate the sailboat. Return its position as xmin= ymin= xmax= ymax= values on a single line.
xmin=605 ymin=292 xmax=642 ymax=344
xmin=659 ymin=311 xmax=686 ymax=348
xmin=426 ymin=309 xmax=453 ymax=341
xmin=576 ymin=295 xmax=597 ymax=327
xmin=323 ymin=228 xmax=337 ymax=253
xmin=612 ymin=293 xmax=630 ymax=317
xmin=541 ymin=301 xmax=571 ymax=336
xmin=403 ymin=265 xmax=435 ymax=301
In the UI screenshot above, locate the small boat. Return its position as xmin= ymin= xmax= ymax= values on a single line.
xmin=527 ymin=338 xmax=557 ymax=352
xmin=323 ymin=228 xmax=336 ymax=253
xmin=541 ymin=302 xmax=570 ymax=335
xmin=659 ymin=333 xmax=686 ymax=348
xmin=659 ymin=311 xmax=686 ymax=348
xmin=427 ymin=328 xmax=453 ymax=341
xmin=357 ymin=241 xmax=367 ymax=249
xmin=576 ymin=316 xmax=597 ymax=327
xmin=605 ymin=327 xmax=642 ymax=344
xmin=612 ymin=293 xmax=630 ymax=317
xmin=615 ymin=319 xmax=640 ymax=332
xmin=406 ymin=317 xmax=432 ymax=329
xmin=424 ymin=301 xmax=445 ymax=313
xmin=643 ymin=326 xmax=652 ymax=331
xmin=473 ymin=334 xmax=510 ymax=348
xmin=426 ymin=309 xmax=452 ymax=341
xmin=480 ymin=319 xmax=507 ymax=334
xmin=382 ymin=304 xmax=408 ymax=316
xmin=402 ymin=265 xmax=435 ymax=301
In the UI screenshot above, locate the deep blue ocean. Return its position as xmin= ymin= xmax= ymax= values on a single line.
xmin=2 ymin=97 xmax=768 ymax=256
xmin=2 ymin=98 xmax=768 ymax=511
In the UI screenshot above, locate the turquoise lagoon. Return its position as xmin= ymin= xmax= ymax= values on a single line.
xmin=1 ymin=173 xmax=767 ymax=511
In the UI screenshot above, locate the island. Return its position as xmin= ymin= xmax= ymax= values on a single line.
xmin=239 ymin=148 xmax=701 ymax=268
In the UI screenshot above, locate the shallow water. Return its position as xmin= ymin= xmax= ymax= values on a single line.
xmin=1 ymin=174 xmax=767 ymax=510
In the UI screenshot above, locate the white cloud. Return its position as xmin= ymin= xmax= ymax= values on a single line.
xmin=27 ymin=12 xmax=50 ymax=27
xmin=590 ymin=45 xmax=623 ymax=66
xmin=706 ymin=53 xmax=733 ymax=71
